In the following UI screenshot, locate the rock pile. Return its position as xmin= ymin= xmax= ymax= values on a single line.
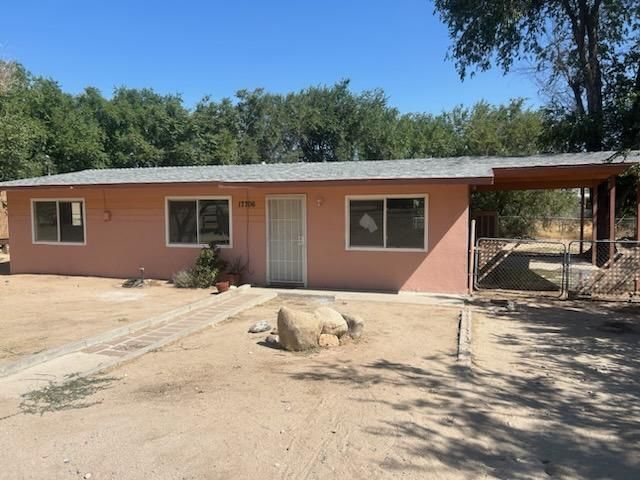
xmin=275 ymin=306 xmax=364 ymax=351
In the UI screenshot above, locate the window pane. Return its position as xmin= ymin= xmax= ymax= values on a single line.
xmin=34 ymin=201 xmax=58 ymax=242
xmin=349 ymin=199 xmax=384 ymax=247
xmin=168 ymin=200 xmax=197 ymax=244
xmin=198 ymin=200 xmax=230 ymax=245
xmin=387 ymin=198 xmax=425 ymax=249
xmin=59 ymin=201 xmax=85 ymax=243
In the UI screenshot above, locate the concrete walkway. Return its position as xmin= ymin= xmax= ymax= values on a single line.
xmin=253 ymin=286 xmax=467 ymax=307
xmin=0 ymin=287 xmax=276 ymax=399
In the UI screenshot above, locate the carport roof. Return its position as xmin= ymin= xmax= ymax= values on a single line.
xmin=0 ymin=150 xmax=638 ymax=189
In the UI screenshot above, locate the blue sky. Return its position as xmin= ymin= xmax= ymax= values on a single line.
xmin=0 ymin=0 xmax=539 ymax=113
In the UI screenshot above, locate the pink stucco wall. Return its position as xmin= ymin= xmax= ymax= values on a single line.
xmin=6 ymin=182 xmax=470 ymax=293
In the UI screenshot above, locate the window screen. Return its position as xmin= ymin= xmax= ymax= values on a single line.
xmin=348 ymin=199 xmax=384 ymax=247
xmin=33 ymin=200 xmax=85 ymax=244
xmin=386 ymin=198 xmax=424 ymax=249
xmin=33 ymin=201 xmax=58 ymax=242
xmin=59 ymin=201 xmax=85 ymax=243
xmin=347 ymin=196 xmax=426 ymax=250
xmin=168 ymin=200 xmax=198 ymax=244
xmin=168 ymin=198 xmax=231 ymax=246
xmin=198 ymin=199 xmax=230 ymax=245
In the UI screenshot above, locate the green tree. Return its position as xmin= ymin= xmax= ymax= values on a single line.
xmin=101 ymin=88 xmax=190 ymax=167
xmin=185 ymin=97 xmax=240 ymax=165
xmin=433 ymin=0 xmax=640 ymax=151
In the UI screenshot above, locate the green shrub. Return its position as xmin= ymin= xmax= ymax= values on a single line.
xmin=172 ymin=269 xmax=196 ymax=288
xmin=173 ymin=242 xmax=227 ymax=289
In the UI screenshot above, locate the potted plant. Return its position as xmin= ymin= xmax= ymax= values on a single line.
xmin=215 ymin=279 xmax=230 ymax=293
xmin=223 ymin=256 xmax=248 ymax=286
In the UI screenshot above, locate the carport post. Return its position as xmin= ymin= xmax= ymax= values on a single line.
xmin=579 ymin=187 xmax=585 ymax=254
xmin=468 ymin=218 xmax=476 ymax=295
xmin=636 ymin=181 xmax=640 ymax=241
xmin=636 ymin=182 xmax=640 ymax=294
xmin=609 ymin=176 xmax=616 ymax=261
xmin=591 ymin=186 xmax=598 ymax=265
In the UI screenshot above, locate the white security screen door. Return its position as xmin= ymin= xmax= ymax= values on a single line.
xmin=267 ymin=196 xmax=306 ymax=285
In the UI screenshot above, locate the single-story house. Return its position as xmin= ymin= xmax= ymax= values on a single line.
xmin=1 ymin=151 xmax=638 ymax=294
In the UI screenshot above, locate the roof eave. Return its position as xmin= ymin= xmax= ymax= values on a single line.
xmin=0 ymin=175 xmax=495 ymax=190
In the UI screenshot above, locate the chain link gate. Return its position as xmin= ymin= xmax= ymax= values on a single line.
xmin=567 ymin=240 xmax=640 ymax=301
xmin=474 ymin=238 xmax=567 ymax=297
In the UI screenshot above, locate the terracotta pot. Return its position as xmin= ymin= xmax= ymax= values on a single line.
xmin=215 ymin=281 xmax=230 ymax=293
xmin=220 ymin=273 xmax=241 ymax=286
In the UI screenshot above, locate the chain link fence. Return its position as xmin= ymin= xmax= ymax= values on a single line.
xmin=474 ymin=238 xmax=566 ymax=297
xmin=474 ymin=237 xmax=640 ymax=301
xmin=496 ymin=216 xmax=637 ymax=241
xmin=567 ymin=240 xmax=640 ymax=301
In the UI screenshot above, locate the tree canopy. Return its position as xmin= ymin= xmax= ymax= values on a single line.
xmin=433 ymin=0 xmax=640 ymax=152
xmin=0 ymin=65 xmax=545 ymax=181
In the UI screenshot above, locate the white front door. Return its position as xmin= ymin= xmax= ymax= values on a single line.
xmin=267 ymin=195 xmax=306 ymax=285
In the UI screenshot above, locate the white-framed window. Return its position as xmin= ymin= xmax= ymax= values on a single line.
xmin=31 ymin=199 xmax=86 ymax=245
xmin=345 ymin=194 xmax=428 ymax=251
xmin=165 ymin=196 xmax=232 ymax=248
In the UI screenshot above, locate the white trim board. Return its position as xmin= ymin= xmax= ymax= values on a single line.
xmin=164 ymin=196 xmax=234 ymax=248
xmin=344 ymin=194 xmax=429 ymax=252
xmin=30 ymin=198 xmax=87 ymax=246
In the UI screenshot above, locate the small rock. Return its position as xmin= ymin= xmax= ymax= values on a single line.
xmin=343 ymin=314 xmax=364 ymax=339
xmin=63 ymin=458 xmax=70 ymax=464
xmin=319 ymin=334 xmax=339 ymax=347
xmin=84 ymin=474 xmax=92 ymax=480
xmin=315 ymin=307 xmax=348 ymax=337
xmin=265 ymin=334 xmax=280 ymax=346
xmin=248 ymin=320 xmax=271 ymax=333
xmin=490 ymin=299 xmax=517 ymax=311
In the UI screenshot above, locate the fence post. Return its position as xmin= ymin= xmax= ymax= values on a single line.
xmin=579 ymin=188 xmax=585 ymax=254
xmin=468 ymin=219 xmax=476 ymax=296
xmin=564 ymin=243 xmax=571 ymax=300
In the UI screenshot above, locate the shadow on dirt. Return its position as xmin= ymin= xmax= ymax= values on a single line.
xmin=288 ymin=300 xmax=640 ymax=479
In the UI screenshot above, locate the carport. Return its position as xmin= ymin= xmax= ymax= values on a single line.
xmin=471 ymin=150 xmax=640 ymax=299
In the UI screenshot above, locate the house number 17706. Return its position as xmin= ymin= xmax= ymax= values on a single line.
xmin=238 ymin=200 xmax=256 ymax=208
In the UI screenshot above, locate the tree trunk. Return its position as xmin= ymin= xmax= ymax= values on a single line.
xmin=562 ymin=0 xmax=604 ymax=151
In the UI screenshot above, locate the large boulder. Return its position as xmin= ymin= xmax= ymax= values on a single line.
xmin=343 ymin=314 xmax=365 ymax=340
xmin=277 ymin=306 xmax=323 ymax=351
xmin=315 ymin=307 xmax=349 ymax=338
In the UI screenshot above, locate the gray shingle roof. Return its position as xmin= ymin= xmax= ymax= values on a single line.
xmin=1 ymin=151 xmax=638 ymax=188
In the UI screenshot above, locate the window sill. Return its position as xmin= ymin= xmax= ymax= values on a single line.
xmin=346 ymin=246 xmax=427 ymax=253
xmin=33 ymin=241 xmax=86 ymax=246
xmin=166 ymin=243 xmax=232 ymax=249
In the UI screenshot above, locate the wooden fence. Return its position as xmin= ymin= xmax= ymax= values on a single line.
xmin=0 ymin=191 xmax=8 ymax=240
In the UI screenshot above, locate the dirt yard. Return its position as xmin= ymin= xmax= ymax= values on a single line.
xmin=0 ymin=271 xmax=212 ymax=367
xmin=0 ymin=294 xmax=638 ymax=479
xmin=470 ymin=299 xmax=640 ymax=479
xmin=0 ymin=295 xmax=461 ymax=479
